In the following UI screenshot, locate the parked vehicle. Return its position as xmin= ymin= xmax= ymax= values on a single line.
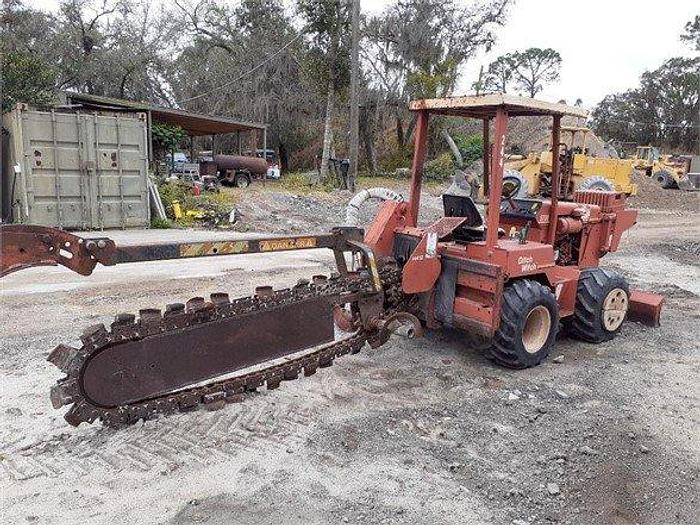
xmin=247 ymin=148 xmax=281 ymax=179
xmin=633 ymin=146 xmax=700 ymax=191
xmin=213 ymin=154 xmax=268 ymax=188
xmin=165 ymin=152 xmax=190 ymax=173
xmin=504 ymin=127 xmax=637 ymax=199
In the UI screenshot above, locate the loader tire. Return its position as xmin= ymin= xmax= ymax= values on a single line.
xmin=565 ymin=268 xmax=629 ymax=343
xmin=654 ymin=170 xmax=676 ymax=189
xmin=578 ymin=176 xmax=615 ymax=192
xmin=490 ymin=280 xmax=559 ymax=369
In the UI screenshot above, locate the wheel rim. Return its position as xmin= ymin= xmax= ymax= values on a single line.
xmin=602 ymin=288 xmax=628 ymax=331
xmin=522 ymin=305 xmax=551 ymax=354
xmin=238 ymin=177 xmax=249 ymax=188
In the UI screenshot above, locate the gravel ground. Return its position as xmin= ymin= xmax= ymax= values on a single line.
xmin=0 ymin=178 xmax=698 ymax=525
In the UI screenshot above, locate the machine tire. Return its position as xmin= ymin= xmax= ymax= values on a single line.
xmin=565 ymin=268 xmax=629 ymax=343
xmin=578 ymin=176 xmax=615 ymax=192
xmin=489 ymin=280 xmax=559 ymax=369
xmin=654 ymin=170 xmax=676 ymax=189
xmin=234 ymin=172 xmax=251 ymax=188
xmin=502 ymin=169 xmax=529 ymax=198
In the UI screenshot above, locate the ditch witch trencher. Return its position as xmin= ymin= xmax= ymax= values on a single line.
xmin=0 ymin=94 xmax=664 ymax=428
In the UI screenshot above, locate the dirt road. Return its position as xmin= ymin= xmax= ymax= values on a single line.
xmin=1 ymin=188 xmax=698 ymax=524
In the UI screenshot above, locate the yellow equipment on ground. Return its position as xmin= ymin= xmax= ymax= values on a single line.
xmin=505 ymin=127 xmax=637 ymax=199
xmin=632 ymin=146 xmax=700 ymax=191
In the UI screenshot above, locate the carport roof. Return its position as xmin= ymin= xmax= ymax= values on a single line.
xmin=409 ymin=94 xmax=589 ymax=119
xmin=61 ymin=92 xmax=266 ymax=136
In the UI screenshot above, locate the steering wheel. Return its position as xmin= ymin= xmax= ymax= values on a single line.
xmin=500 ymin=176 xmax=522 ymax=212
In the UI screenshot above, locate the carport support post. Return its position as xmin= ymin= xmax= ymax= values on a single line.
xmin=547 ymin=115 xmax=562 ymax=245
xmin=407 ymin=110 xmax=429 ymax=227
xmin=262 ymin=126 xmax=267 ymax=187
xmin=485 ymin=107 xmax=507 ymax=253
xmin=482 ymin=118 xmax=490 ymax=197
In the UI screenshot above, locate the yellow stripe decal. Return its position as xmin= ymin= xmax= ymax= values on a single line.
xmin=180 ymin=241 xmax=250 ymax=257
xmin=259 ymin=237 xmax=317 ymax=252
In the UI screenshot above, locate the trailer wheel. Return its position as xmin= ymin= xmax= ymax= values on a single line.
xmin=565 ymin=268 xmax=629 ymax=343
xmin=654 ymin=170 xmax=676 ymax=189
xmin=490 ymin=280 xmax=559 ymax=369
xmin=234 ymin=172 xmax=251 ymax=188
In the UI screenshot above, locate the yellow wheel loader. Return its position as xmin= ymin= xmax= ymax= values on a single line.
xmin=505 ymin=127 xmax=637 ymax=199
xmin=633 ymin=146 xmax=700 ymax=191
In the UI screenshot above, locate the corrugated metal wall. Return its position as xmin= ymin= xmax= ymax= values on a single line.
xmin=2 ymin=106 xmax=150 ymax=229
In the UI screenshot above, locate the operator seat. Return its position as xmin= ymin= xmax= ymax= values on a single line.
xmin=442 ymin=168 xmax=485 ymax=242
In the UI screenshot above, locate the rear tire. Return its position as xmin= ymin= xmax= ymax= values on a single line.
xmin=234 ymin=172 xmax=251 ymax=188
xmin=490 ymin=280 xmax=559 ymax=369
xmin=565 ymin=268 xmax=629 ymax=343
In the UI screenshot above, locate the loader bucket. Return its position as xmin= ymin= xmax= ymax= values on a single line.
xmin=628 ymin=290 xmax=664 ymax=327
xmin=677 ymin=173 xmax=700 ymax=191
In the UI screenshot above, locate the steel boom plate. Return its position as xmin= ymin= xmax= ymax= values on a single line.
xmin=81 ymin=297 xmax=334 ymax=407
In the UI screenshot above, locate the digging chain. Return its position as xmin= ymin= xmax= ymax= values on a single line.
xmin=49 ymin=267 xmax=404 ymax=428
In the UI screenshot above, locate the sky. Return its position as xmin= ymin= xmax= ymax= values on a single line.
xmin=32 ymin=0 xmax=699 ymax=111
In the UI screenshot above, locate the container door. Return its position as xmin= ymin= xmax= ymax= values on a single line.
xmin=20 ymin=109 xmax=89 ymax=229
xmin=88 ymin=112 xmax=149 ymax=229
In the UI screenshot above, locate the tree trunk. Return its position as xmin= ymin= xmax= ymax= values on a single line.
xmin=406 ymin=114 xmax=417 ymax=144
xmin=359 ymin=105 xmax=377 ymax=175
xmin=319 ymin=78 xmax=334 ymax=183
xmin=279 ymin=141 xmax=288 ymax=172
xmin=396 ymin=115 xmax=404 ymax=149
xmin=441 ymin=129 xmax=464 ymax=168
xmin=347 ymin=0 xmax=360 ymax=193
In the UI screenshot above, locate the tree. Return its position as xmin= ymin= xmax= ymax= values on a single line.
xmin=509 ymin=47 xmax=561 ymax=97
xmin=681 ymin=15 xmax=699 ymax=51
xmin=297 ymin=0 xmax=351 ymax=184
xmin=170 ymin=0 xmax=317 ymax=171
xmin=363 ymin=0 xmax=510 ymax=151
xmin=480 ymin=53 xmax=516 ymax=93
xmin=1 ymin=51 xmax=57 ymax=111
xmin=592 ymin=57 xmax=699 ymax=151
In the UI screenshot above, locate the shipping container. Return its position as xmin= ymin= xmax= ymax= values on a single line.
xmin=1 ymin=104 xmax=150 ymax=229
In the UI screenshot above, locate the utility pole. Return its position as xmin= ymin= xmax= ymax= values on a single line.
xmin=348 ymin=0 xmax=360 ymax=193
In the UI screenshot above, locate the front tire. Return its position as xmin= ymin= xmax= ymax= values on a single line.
xmin=565 ymin=268 xmax=629 ymax=343
xmin=578 ymin=176 xmax=615 ymax=192
xmin=654 ymin=170 xmax=676 ymax=189
xmin=490 ymin=280 xmax=559 ymax=369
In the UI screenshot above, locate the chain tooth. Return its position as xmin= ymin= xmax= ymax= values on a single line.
xmin=164 ymin=303 xmax=186 ymax=318
xmin=113 ymin=313 xmax=136 ymax=326
xmin=80 ymin=323 xmax=107 ymax=345
xmin=139 ymin=308 xmax=162 ymax=323
xmin=50 ymin=378 xmax=80 ymax=408
xmin=178 ymin=393 xmax=199 ymax=411
xmin=47 ymin=344 xmax=80 ymax=372
xmin=319 ymin=355 xmax=334 ymax=368
xmin=255 ymin=286 xmax=273 ymax=297
xmin=64 ymin=401 xmax=98 ymax=427
xmin=210 ymin=292 xmax=230 ymax=305
xmin=266 ymin=371 xmax=284 ymax=390
xmin=245 ymin=373 xmax=264 ymax=391
xmin=295 ymin=278 xmax=310 ymax=288
xmin=303 ymin=361 xmax=318 ymax=376
xmin=185 ymin=297 xmax=205 ymax=312
xmin=283 ymin=367 xmax=299 ymax=381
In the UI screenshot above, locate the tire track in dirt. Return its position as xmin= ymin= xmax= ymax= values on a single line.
xmin=0 ymin=394 xmax=318 ymax=481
